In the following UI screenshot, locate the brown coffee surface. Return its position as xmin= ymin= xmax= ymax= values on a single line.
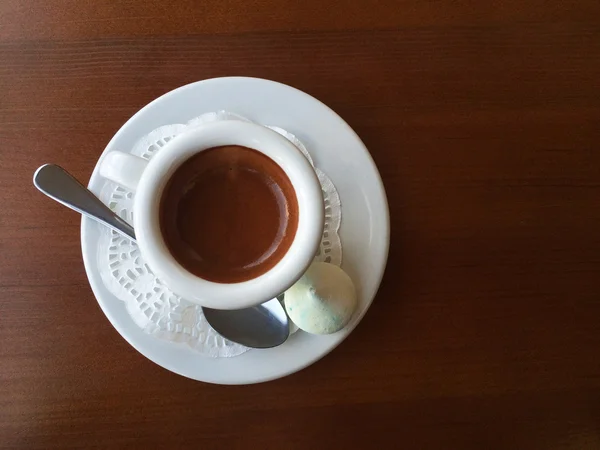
xmin=160 ymin=145 xmax=298 ymax=283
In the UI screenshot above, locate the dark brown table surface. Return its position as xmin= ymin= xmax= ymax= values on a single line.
xmin=2 ymin=1 xmax=600 ymax=448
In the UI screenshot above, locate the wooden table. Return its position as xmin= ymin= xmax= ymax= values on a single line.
xmin=2 ymin=1 xmax=600 ymax=448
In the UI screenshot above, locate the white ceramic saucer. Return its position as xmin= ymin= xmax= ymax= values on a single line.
xmin=81 ymin=77 xmax=389 ymax=384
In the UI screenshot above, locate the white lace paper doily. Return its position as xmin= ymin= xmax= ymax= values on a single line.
xmin=96 ymin=111 xmax=342 ymax=357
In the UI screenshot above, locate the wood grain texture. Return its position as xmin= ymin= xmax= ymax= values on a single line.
xmin=2 ymin=1 xmax=600 ymax=448
xmin=2 ymin=0 xmax=600 ymax=40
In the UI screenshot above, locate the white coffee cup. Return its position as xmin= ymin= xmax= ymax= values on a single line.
xmin=99 ymin=120 xmax=324 ymax=310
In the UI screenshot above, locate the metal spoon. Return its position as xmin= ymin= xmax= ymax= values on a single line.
xmin=203 ymin=295 xmax=289 ymax=349
xmin=33 ymin=164 xmax=290 ymax=348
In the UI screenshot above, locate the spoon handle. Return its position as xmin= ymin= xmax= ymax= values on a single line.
xmin=33 ymin=164 xmax=136 ymax=241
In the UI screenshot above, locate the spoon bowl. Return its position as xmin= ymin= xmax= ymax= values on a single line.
xmin=203 ymin=296 xmax=289 ymax=348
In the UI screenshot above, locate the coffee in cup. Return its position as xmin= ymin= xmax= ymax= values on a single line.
xmin=159 ymin=145 xmax=299 ymax=283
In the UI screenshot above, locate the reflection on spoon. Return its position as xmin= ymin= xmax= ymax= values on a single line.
xmin=203 ymin=295 xmax=289 ymax=349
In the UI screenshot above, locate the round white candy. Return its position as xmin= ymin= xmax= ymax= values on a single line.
xmin=284 ymin=262 xmax=357 ymax=335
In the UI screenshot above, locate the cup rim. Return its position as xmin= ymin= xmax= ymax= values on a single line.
xmin=133 ymin=121 xmax=324 ymax=310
